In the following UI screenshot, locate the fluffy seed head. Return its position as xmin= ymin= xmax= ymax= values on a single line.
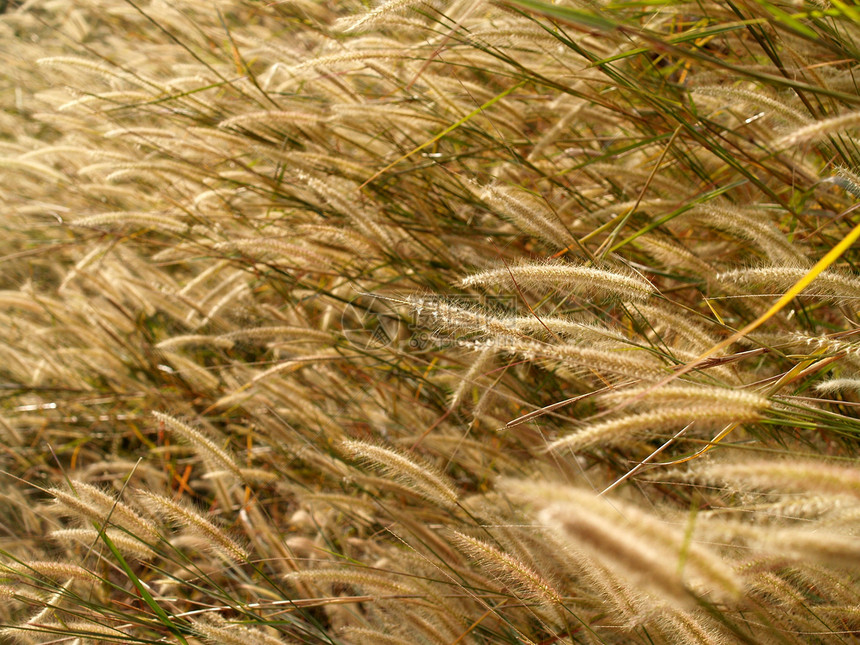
xmin=460 ymin=261 xmax=655 ymax=302
xmin=342 ymin=439 xmax=459 ymax=508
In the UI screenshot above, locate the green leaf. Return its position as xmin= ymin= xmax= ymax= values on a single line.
xmin=99 ymin=530 xmax=189 ymax=645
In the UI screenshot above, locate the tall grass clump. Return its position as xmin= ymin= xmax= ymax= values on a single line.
xmin=3 ymin=0 xmax=860 ymax=642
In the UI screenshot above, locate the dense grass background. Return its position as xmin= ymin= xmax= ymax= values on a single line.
xmin=3 ymin=0 xmax=860 ymax=642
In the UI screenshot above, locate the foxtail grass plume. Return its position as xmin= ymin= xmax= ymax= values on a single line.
xmin=545 ymin=403 xmax=762 ymax=454
xmin=460 ymin=261 xmax=655 ymax=302
xmin=50 ymin=481 xmax=159 ymax=541
xmin=775 ymin=110 xmax=860 ymax=147
xmin=716 ymin=265 xmax=860 ymax=300
xmin=342 ymin=439 xmax=459 ymax=508
xmin=450 ymin=530 xmax=563 ymax=606
xmin=152 ymin=411 xmax=242 ymax=481
xmin=135 ymin=490 xmax=249 ymax=564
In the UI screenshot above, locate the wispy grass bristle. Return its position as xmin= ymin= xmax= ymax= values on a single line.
xmin=50 ymin=481 xmax=159 ymax=541
xmin=451 ymin=530 xmax=563 ymax=606
xmin=50 ymin=528 xmax=156 ymax=561
xmin=490 ymin=337 xmax=667 ymax=381
xmin=546 ymin=404 xmax=762 ymax=454
xmin=342 ymin=440 xmax=459 ymax=509
xmin=2 ymin=560 xmax=100 ymax=585
xmin=598 ymin=384 xmax=770 ymax=411
xmin=284 ymin=568 xmax=418 ymax=596
xmin=479 ymin=183 xmax=574 ymax=249
xmin=717 ymin=266 xmax=860 ymax=300
xmin=459 ymin=261 xmax=656 ymax=302
xmin=540 ymin=504 xmax=690 ymax=605
xmin=152 ymin=411 xmax=242 ymax=481
xmin=776 ymin=110 xmax=860 ymax=147
xmin=191 ymin=615 xmax=285 ymax=645
xmin=814 ymin=378 xmax=860 ymax=394
xmin=691 ymin=459 xmax=860 ymax=500
xmin=135 ymin=490 xmax=248 ymax=564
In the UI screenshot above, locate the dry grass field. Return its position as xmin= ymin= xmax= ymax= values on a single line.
xmin=2 ymin=0 xmax=860 ymax=642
